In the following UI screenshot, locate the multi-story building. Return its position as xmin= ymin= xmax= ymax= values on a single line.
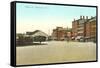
xmin=72 ymin=16 xmax=96 ymax=42
xmin=85 ymin=17 xmax=96 ymax=42
xmin=52 ymin=27 xmax=72 ymax=41
xmin=72 ymin=19 xmax=78 ymax=38
xmin=72 ymin=16 xmax=87 ymax=41
xmin=52 ymin=27 xmax=65 ymax=40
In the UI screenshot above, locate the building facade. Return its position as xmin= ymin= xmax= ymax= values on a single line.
xmin=72 ymin=16 xmax=87 ymax=41
xmin=72 ymin=19 xmax=78 ymax=38
xmin=72 ymin=16 xmax=96 ymax=42
xmin=85 ymin=17 xmax=96 ymax=42
xmin=52 ymin=27 xmax=72 ymax=41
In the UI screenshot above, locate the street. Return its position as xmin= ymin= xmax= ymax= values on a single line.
xmin=16 ymin=41 xmax=96 ymax=65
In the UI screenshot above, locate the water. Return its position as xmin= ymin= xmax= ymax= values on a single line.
xmin=16 ymin=41 xmax=96 ymax=65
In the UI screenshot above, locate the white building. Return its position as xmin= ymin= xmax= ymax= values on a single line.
xmin=26 ymin=30 xmax=48 ymax=41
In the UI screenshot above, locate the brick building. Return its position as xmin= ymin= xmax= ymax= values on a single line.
xmin=52 ymin=27 xmax=72 ymax=41
xmin=72 ymin=16 xmax=96 ymax=42
xmin=85 ymin=17 xmax=96 ymax=42
xmin=72 ymin=19 xmax=78 ymax=38
xmin=72 ymin=16 xmax=87 ymax=41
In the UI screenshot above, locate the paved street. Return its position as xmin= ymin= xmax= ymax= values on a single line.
xmin=16 ymin=41 xmax=96 ymax=65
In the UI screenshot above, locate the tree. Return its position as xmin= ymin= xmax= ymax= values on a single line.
xmin=33 ymin=36 xmax=46 ymax=44
xmin=17 ymin=34 xmax=25 ymax=45
xmin=16 ymin=34 xmax=33 ymax=45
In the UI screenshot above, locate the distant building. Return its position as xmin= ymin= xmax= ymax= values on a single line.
xmin=16 ymin=33 xmax=33 ymax=45
xmin=52 ymin=27 xmax=72 ymax=41
xmin=26 ymin=30 xmax=48 ymax=41
xmin=16 ymin=30 xmax=49 ymax=45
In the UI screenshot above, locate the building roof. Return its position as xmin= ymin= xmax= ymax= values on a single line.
xmin=88 ymin=16 xmax=96 ymax=22
xmin=26 ymin=30 xmax=48 ymax=37
xmin=72 ymin=16 xmax=96 ymax=23
xmin=26 ymin=30 xmax=40 ymax=35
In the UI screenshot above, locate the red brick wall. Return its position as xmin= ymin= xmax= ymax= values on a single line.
xmin=72 ymin=21 xmax=78 ymax=37
xmin=90 ymin=21 xmax=96 ymax=37
xmin=85 ymin=20 xmax=96 ymax=38
xmin=85 ymin=22 xmax=91 ymax=38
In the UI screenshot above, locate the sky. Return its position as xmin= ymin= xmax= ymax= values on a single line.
xmin=16 ymin=3 xmax=96 ymax=35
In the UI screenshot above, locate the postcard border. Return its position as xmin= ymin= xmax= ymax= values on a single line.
xmin=10 ymin=1 xmax=98 ymax=67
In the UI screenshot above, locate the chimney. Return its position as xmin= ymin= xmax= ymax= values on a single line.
xmin=80 ymin=16 xmax=82 ymax=19
xmin=86 ymin=16 xmax=88 ymax=19
xmin=83 ymin=16 xmax=85 ymax=19
xmin=74 ymin=18 xmax=75 ymax=21
xmin=91 ymin=16 xmax=93 ymax=18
